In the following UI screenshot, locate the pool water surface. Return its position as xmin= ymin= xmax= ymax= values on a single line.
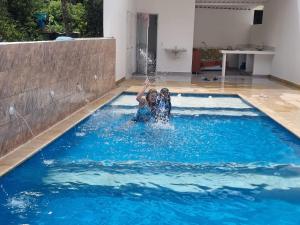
xmin=1 ymin=93 xmax=300 ymax=225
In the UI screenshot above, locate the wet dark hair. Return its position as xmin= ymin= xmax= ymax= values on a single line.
xmin=160 ymin=88 xmax=170 ymax=99
xmin=157 ymin=88 xmax=172 ymax=118
xmin=146 ymin=89 xmax=158 ymax=103
xmin=160 ymin=88 xmax=169 ymax=94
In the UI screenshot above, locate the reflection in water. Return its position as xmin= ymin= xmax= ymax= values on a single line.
xmin=43 ymin=161 xmax=300 ymax=196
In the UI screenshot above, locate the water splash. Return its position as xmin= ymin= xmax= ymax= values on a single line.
xmin=43 ymin=160 xmax=55 ymax=166
xmin=76 ymin=83 xmax=89 ymax=103
xmin=9 ymin=106 xmax=34 ymax=137
xmin=75 ymin=132 xmax=86 ymax=137
xmin=137 ymin=47 xmax=157 ymax=82
xmin=5 ymin=191 xmax=40 ymax=214
xmin=150 ymin=120 xmax=175 ymax=130
xmin=0 ymin=184 xmax=9 ymax=197
xmin=49 ymin=89 xmax=58 ymax=109
xmin=6 ymin=197 xmax=28 ymax=213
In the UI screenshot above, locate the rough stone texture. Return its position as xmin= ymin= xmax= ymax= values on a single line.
xmin=0 ymin=38 xmax=116 ymax=157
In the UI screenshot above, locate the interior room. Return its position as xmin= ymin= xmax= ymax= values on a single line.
xmin=192 ymin=2 xmax=272 ymax=79
xmin=104 ymin=0 xmax=300 ymax=86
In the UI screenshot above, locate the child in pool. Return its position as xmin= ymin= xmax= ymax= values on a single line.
xmin=132 ymin=78 xmax=158 ymax=122
xmin=156 ymin=88 xmax=172 ymax=122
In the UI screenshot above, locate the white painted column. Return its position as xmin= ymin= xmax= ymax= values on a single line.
xmin=222 ymin=53 xmax=227 ymax=77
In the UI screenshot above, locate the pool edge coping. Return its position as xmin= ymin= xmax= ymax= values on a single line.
xmin=1 ymin=87 xmax=300 ymax=177
xmin=237 ymin=93 xmax=300 ymax=139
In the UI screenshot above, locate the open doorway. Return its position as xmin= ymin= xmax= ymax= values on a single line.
xmin=136 ymin=13 xmax=158 ymax=75
xmin=126 ymin=11 xmax=137 ymax=78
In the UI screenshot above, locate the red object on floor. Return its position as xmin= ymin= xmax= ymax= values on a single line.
xmin=192 ymin=48 xmax=201 ymax=73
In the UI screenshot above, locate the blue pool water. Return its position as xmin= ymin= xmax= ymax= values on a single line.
xmin=1 ymin=93 xmax=300 ymax=225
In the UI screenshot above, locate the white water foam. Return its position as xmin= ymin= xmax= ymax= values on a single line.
xmin=150 ymin=121 xmax=175 ymax=130
xmin=6 ymin=197 xmax=28 ymax=212
xmin=5 ymin=191 xmax=40 ymax=214
xmin=43 ymin=160 xmax=55 ymax=166
xmin=75 ymin=132 xmax=86 ymax=137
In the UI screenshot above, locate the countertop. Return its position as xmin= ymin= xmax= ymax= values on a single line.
xmin=220 ymin=49 xmax=275 ymax=55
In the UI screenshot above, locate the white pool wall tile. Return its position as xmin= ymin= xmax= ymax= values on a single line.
xmin=110 ymin=95 xmax=252 ymax=109
xmin=110 ymin=108 xmax=259 ymax=117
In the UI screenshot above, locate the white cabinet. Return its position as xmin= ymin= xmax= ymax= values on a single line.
xmin=252 ymin=54 xmax=273 ymax=75
xmin=220 ymin=50 xmax=275 ymax=76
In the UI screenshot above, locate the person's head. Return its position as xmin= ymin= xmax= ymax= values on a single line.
xmin=160 ymin=88 xmax=170 ymax=100
xmin=146 ymin=89 xmax=158 ymax=105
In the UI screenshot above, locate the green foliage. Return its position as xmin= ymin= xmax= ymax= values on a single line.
xmin=69 ymin=3 xmax=87 ymax=34
xmin=44 ymin=0 xmax=64 ymax=33
xmin=0 ymin=0 xmax=103 ymax=42
xmin=6 ymin=0 xmax=40 ymax=23
xmin=0 ymin=7 xmax=23 ymax=41
xmin=42 ymin=0 xmax=86 ymax=34
xmin=0 ymin=0 xmax=44 ymax=41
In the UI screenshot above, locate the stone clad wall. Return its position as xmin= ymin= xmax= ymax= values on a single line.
xmin=0 ymin=38 xmax=116 ymax=157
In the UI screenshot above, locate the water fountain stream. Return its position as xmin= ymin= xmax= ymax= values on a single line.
xmin=0 ymin=185 xmax=9 ymax=197
xmin=9 ymin=106 xmax=34 ymax=137
xmin=76 ymin=83 xmax=89 ymax=103
xmin=137 ymin=48 xmax=159 ymax=83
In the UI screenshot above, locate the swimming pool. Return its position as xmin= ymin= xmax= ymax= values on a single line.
xmin=1 ymin=93 xmax=300 ymax=225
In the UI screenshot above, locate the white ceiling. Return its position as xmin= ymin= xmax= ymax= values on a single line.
xmin=195 ymin=0 xmax=269 ymax=10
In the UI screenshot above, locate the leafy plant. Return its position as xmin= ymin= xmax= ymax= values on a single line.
xmin=42 ymin=0 xmax=86 ymax=35
xmin=0 ymin=13 xmax=23 ymax=41
xmin=0 ymin=0 xmax=44 ymax=41
xmin=69 ymin=2 xmax=87 ymax=34
xmin=43 ymin=0 xmax=64 ymax=33
xmin=0 ymin=0 xmax=103 ymax=41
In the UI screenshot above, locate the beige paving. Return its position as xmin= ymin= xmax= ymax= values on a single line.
xmin=1 ymin=76 xmax=300 ymax=177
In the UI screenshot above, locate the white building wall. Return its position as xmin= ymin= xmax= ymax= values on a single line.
xmin=103 ymin=0 xmax=136 ymax=81
xmin=250 ymin=0 xmax=300 ymax=85
xmin=194 ymin=8 xmax=253 ymax=48
xmin=136 ymin=0 xmax=196 ymax=73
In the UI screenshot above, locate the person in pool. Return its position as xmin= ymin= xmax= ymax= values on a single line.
xmin=132 ymin=78 xmax=158 ymax=122
xmin=156 ymin=88 xmax=172 ymax=122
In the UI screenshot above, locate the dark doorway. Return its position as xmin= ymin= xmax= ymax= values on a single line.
xmin=136 ymin=13 xmax=158 ymax=75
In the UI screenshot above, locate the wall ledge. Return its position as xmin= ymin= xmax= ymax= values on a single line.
xmin=0 ymin=37 xmax=115 ymax=46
